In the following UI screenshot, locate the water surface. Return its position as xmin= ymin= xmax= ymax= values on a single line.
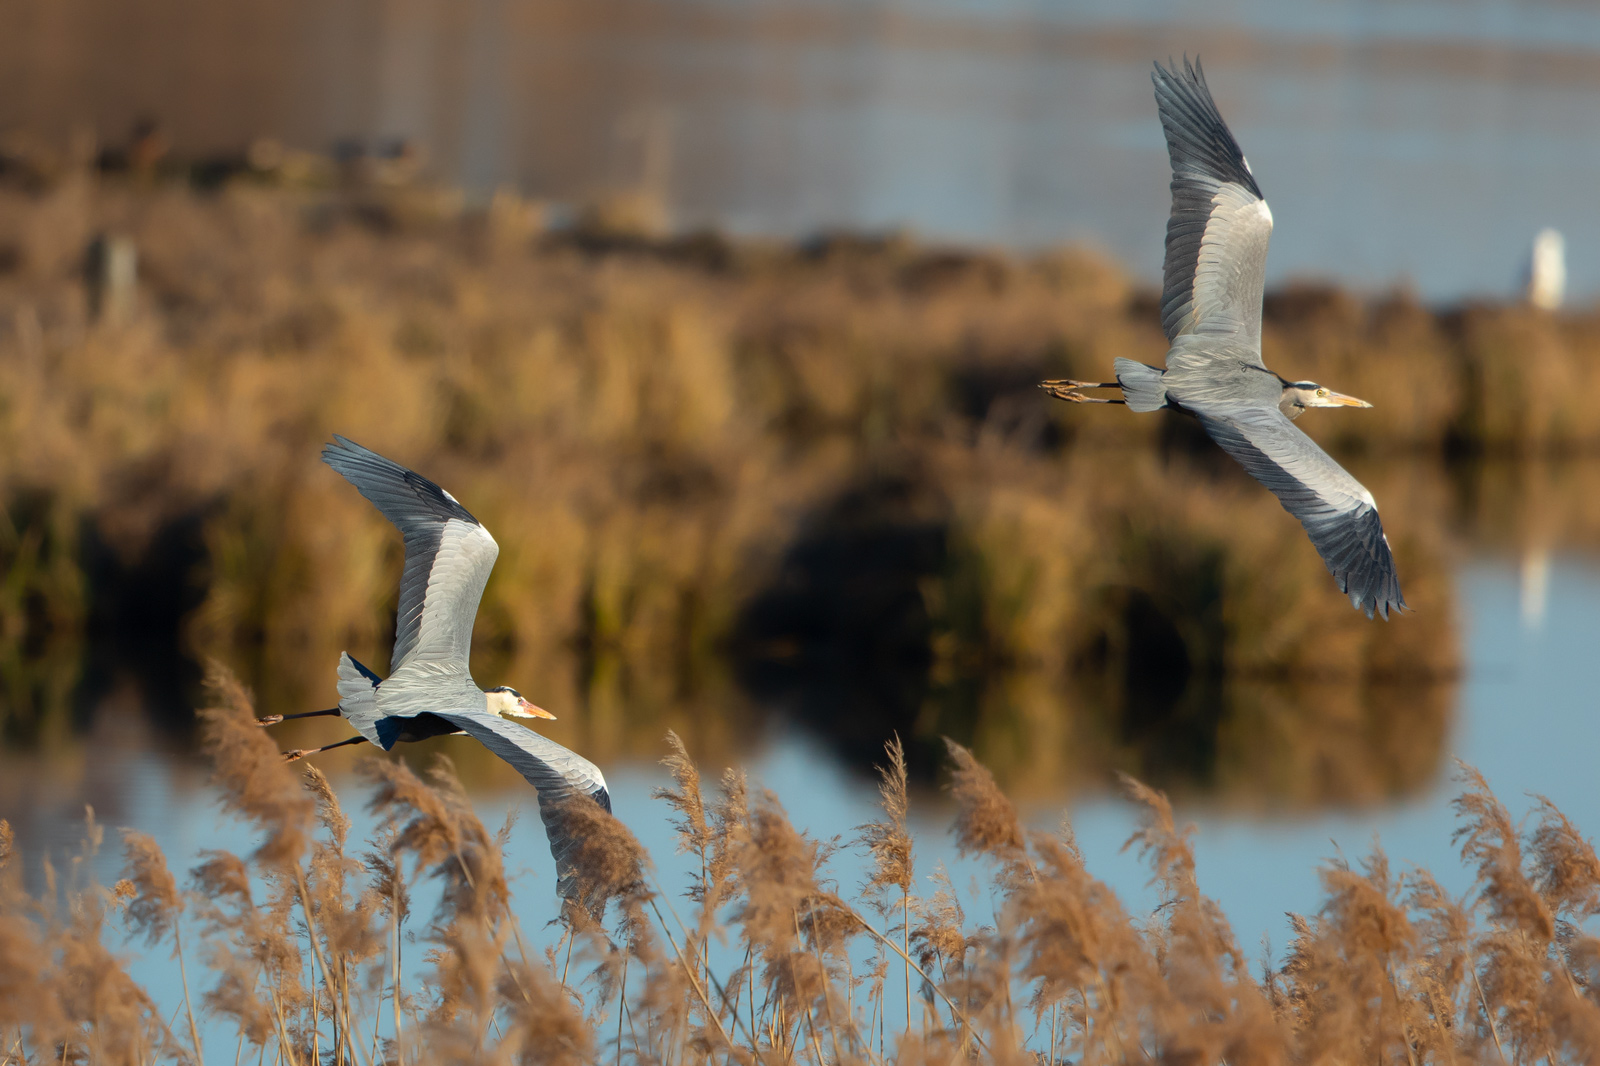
xmin=5 ymin=0 xmax=1600 ymax=298
xmin=0 ymin=552 xmax=1590 ymax=1023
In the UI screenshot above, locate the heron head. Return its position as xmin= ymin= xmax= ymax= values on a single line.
xmin=486 ymin=686 xmax=557 ymax=720
xmin=1282 ymin=380 xmax=1372 ymax=419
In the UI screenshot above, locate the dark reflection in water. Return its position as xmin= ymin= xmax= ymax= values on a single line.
xmin=0 ymin=453 xmax=1485 ymax=809
xmin=735 ymin=467 xmax=949 ymax=777
xmin=734 ymin=443 xmax=1463 ymax=805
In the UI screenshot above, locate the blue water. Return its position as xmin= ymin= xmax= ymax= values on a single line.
xmin=14 ymin=0 xmax=1600 ymax=300
xmin=460 ymin=0 xmax=1600 ymax=300
xmin=2 ymin=554 xmax=1595 ymax=1048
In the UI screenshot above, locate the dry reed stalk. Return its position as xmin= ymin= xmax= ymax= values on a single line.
xmin=654 ymin=730 xmax=710 ymax=879
xmin=17 ymin=669 xmax=1600 ymax=1063
xmin=547 ymin=790 xmax=649 ymax=925
xmin=855 ymin=736 xmax=915 ymax=1038
xmin=942 ymin=739 xmax=1026 ymax=870
xmin=363 ymin=826 xmax=412 ymax=1064
xmin=1452 ymin=764 xmax=1565 ymax=1061
xmin=118 ymin=830 xmax=203 ymax=1063
xmin=363 ymin=756 xmax=516 ymax=1057
xmin=1404 ymin=870 xmax=1476 ymax=1062
xmin=186 ymin=850 xmax=279 ymax=1051
xmin=1528 ymin=795 xmax=1600 ymax=924
xmin=197 ymin=664 xmax=314 ymax=870
xmin=728 ymin=786 xmax=850 ymax=1046
xmin=1120 ymin=776 xmax=1281 ymax=1065
xmin=52 ymin=883 xmax=182 ymax=1065
xmin=653 ymin=728 xmax=719 ymax=1014
xmin=495 ymin=955 xmax=596 ymax=1066
xmin=1004 ymin=832 xmax=1155 ymax=1065
xmin=1454 ymin=764 xmax=1554 ymax=942
xmin=303 ymin=765 xmax=384 ymax=1066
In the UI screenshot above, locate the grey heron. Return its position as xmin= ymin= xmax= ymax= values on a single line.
xmin=258 ymin=436 xmax=611 ymax=894
xmin=1042 ymin=59 xmax=1405 ymax=620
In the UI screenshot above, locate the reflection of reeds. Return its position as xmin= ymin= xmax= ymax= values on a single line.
xmin=2 ymin=680 xmax=1598 ymax=1061
xmin=0 ymin=173 xmax=1520 ymax=800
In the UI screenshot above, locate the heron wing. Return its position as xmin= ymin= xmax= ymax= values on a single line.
xmin=427 ymin=708 xmax=612 ymax=899
xmin=1194 ymin=406 xmax=1406 ymax=619
xmin=1155 ymin=58 xmax=1272 ymax=355
xmin=322 ymin=436 xmax=499 ymax=676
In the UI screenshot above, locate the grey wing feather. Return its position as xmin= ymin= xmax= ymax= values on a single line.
xmin=427 ymin=708 xmax=612 ymax=899
xmin=1154 ymin=58 xmax=1273 ymax=353
xmin=1194 ymin=406 xmax=1406 ymax=619
xmin=323 ymin=436 xmax=499 ymax=675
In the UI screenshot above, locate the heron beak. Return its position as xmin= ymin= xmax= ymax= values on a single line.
xmin=515 ymin=697 xmax=557 ymax=720
xmin=1315 ymin=391 xmax=1372 ymax=408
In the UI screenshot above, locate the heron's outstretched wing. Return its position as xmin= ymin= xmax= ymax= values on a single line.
xmin=322 ymin=436 xmax=499 ymax=676
xmin=425 ymin=708 xmax=612 ymax=899
xmin=1155 ymin=58 xmax=1273 ymax=355
xmin=1194 ymin=406 xmax=1405 ymax=619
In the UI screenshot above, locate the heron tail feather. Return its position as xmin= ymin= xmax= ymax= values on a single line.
xmin=336 ymin=652 xmax=387 ymax=747
xmin=1114 ymin=358 xmax=1170 ymax=413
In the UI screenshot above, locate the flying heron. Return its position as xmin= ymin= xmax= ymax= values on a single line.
xmin=1043 ymin=59 xmax=1404 ymax=619
xmin=258 ymin=435 xmax=611 ymax=895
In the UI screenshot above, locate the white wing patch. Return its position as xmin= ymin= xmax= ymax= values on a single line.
xmin=406 ymin=518 xmax=499 ymax=673
xmin=1192 ymin=183 xmax=1274 ymax=341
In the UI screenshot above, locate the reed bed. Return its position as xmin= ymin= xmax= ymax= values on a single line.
xmin=0 ymin=163 xmax=1507 ymax=802
xmin=2 ymin=669 xmax=1598 ymax=1064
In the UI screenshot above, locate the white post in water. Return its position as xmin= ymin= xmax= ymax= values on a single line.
xmin=87 ymin=233 xmax=137 ymax=326
xmin=1527 ymin=227 xmax=1566 ymax=311
xmin=1521 ymin=547 xmax=1551 ymax=629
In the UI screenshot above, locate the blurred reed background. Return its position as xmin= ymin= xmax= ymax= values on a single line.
xmin=7 ymin=0 xmax=1600 ymax=815
xmin=0 ymin=156 xmax=1531 ymax=811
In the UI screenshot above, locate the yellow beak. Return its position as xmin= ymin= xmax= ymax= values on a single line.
xmin=516 ymin=697 xmax=557 ymax=720
xmin=1314 ymin=390 xmax=1372 ymax=408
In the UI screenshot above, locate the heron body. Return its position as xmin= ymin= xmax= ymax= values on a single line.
xmin=1042 ymin=59 xmax=1405 ymax=620
xmin=263 ymin=436 xmax=611 ymax=897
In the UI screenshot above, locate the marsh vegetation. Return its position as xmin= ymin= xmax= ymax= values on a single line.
xmin=2 ymin=672 xmax=1598 ymax=1065
xmin=6 ymin=161 xmax=1595 ymax=805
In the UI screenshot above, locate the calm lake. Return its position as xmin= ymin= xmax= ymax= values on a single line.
xmin=5 ymin=0 xmax=1600 ymax=298
xmin=0 ymin=544 xmax=1593 ymax=1032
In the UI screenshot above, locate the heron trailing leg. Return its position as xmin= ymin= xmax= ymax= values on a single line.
xmin=256 ymin=707 xmax=340 ymax=727
xmin=283 ymin=735 xmax=369 ymax=762
xmin=1040 ymin=379 xmax=1125 ymax=404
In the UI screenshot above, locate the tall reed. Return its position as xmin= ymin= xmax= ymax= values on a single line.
xmin=0 ymin=669 xmax=1594 ymax=1063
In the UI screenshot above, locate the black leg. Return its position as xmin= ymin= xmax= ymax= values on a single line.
xmin=283 ymin=735 xmax=369 ymax=762
xmin=257 ymin=707 xmax=341 ymax=727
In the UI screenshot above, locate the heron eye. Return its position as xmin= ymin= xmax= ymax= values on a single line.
xmin=1316 ymin=388 xmax=1328 ymax=397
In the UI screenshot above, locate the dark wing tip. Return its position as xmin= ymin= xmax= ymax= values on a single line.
xmin=1341 ymin=525 xmax=1407 ymax=621
xmin=321 ymin=433 xmax=365 ymax=466
xmin=320 ymin=435 xmax=479 ymax=526
xmin=1151 ymin=53 xmax=1263 ymax=199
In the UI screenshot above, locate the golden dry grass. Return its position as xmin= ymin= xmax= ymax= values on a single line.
xmin=0 ymin=163 xmax=1549 ymax=805
xmin=0 ymin=672 xmax=1596 ymax=1064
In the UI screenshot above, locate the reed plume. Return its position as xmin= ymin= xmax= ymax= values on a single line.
xmin=5 ymin=720 xmax=1600 ymax=1063
xmin=196 ymin=663 xmax=313 ymax=869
